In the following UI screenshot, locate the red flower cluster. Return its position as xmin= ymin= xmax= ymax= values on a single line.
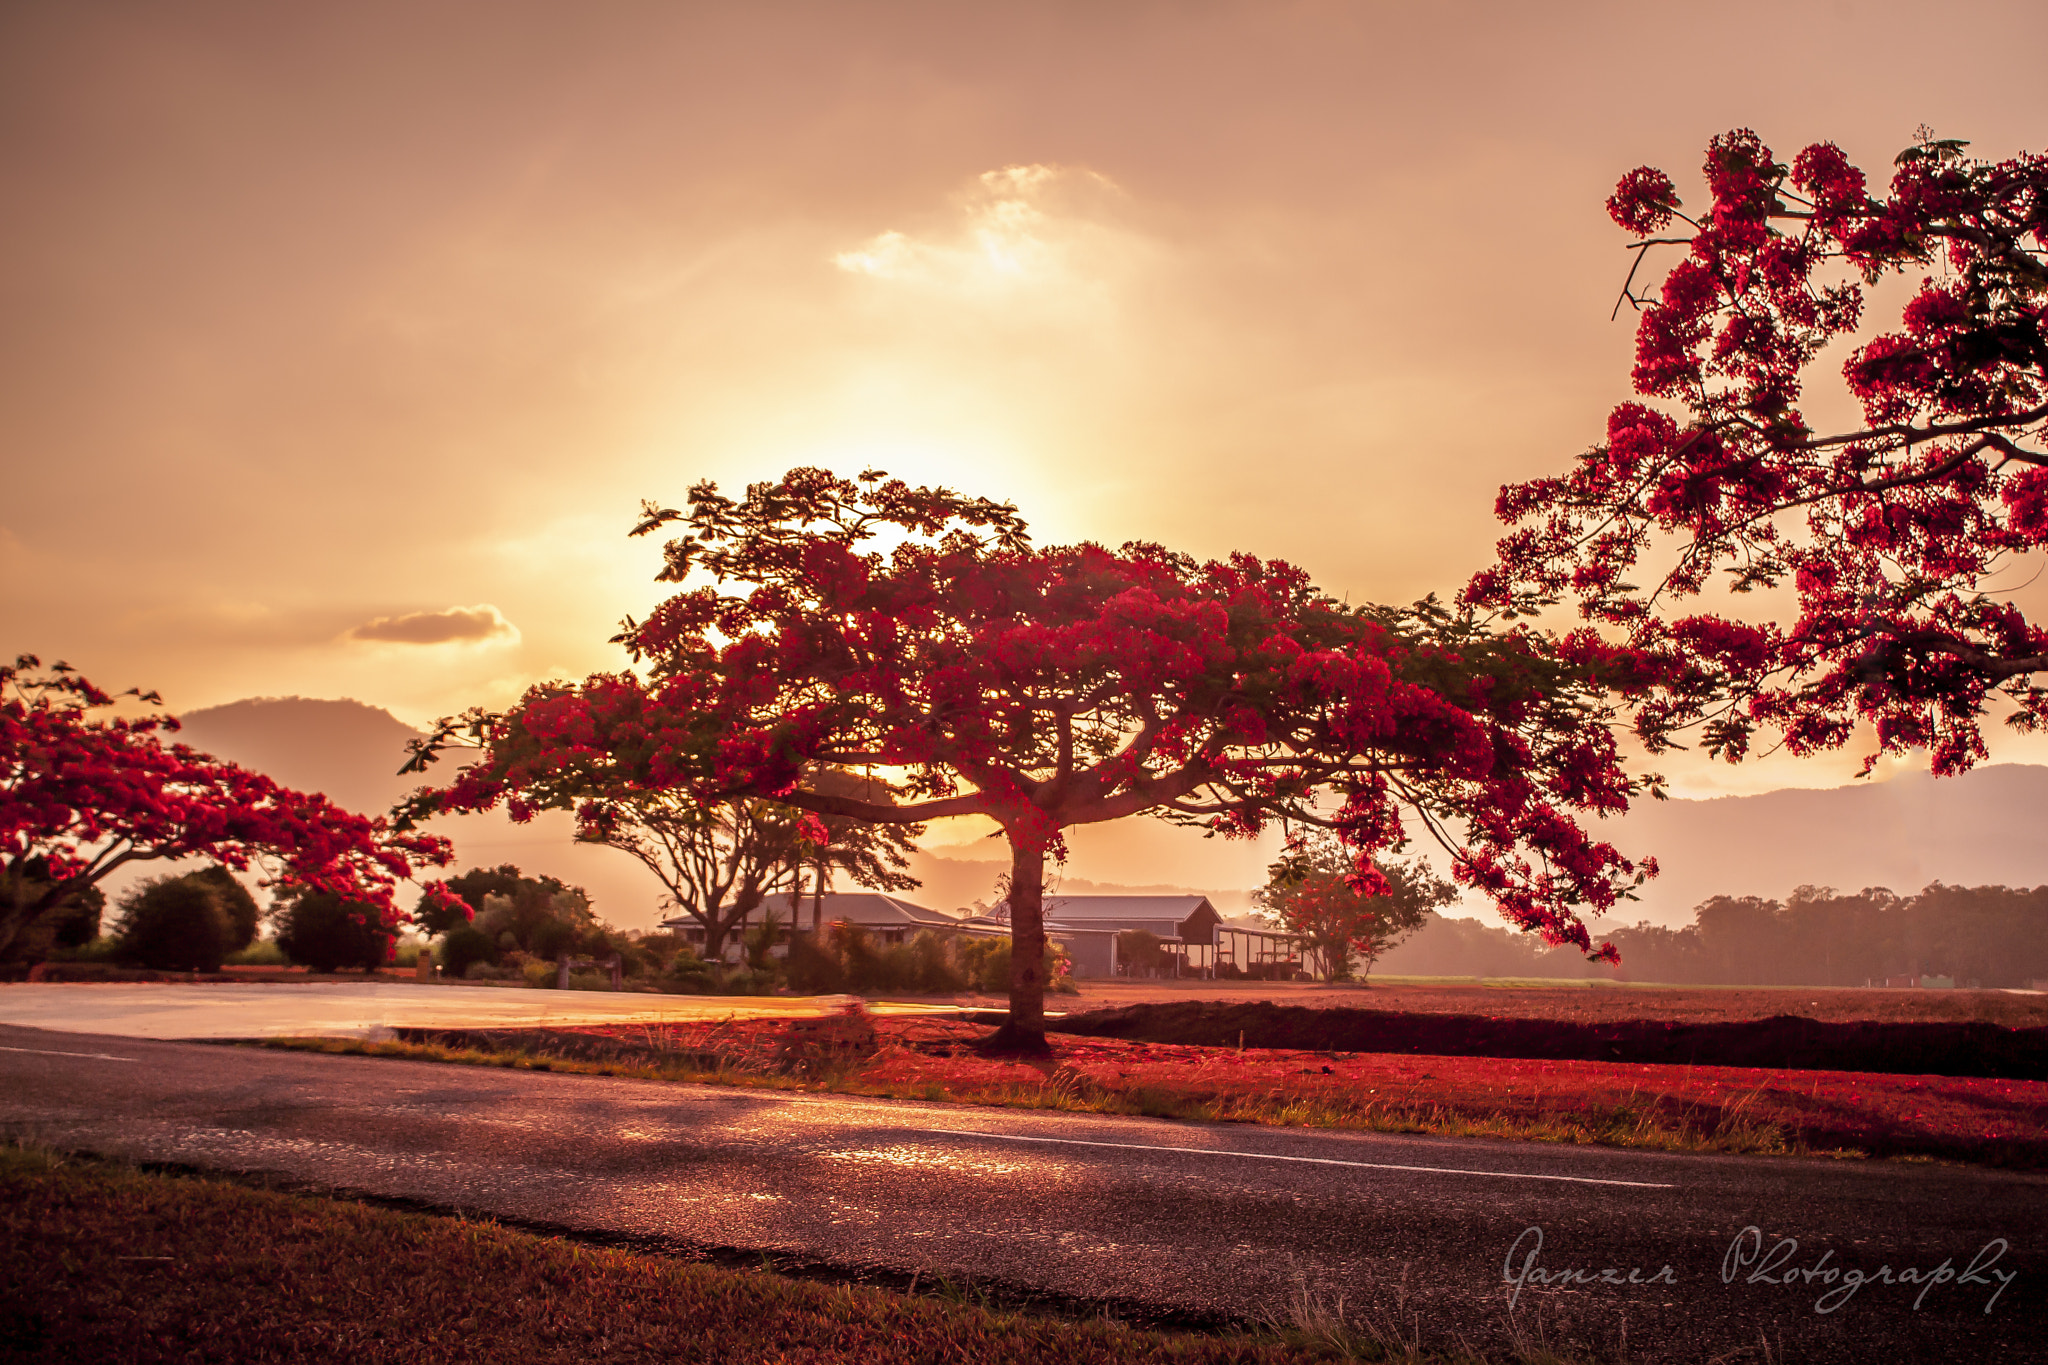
xmin=1473 ymin=130 xmax=2048 ymax=777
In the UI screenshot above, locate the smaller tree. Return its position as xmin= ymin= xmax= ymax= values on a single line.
xmin=114 ymin=874 xmax=235 ymax=973
xmin=273 ymin=889 xmax=395 ymax=972
xmin=1256 ymin=834 xmax=1456 ymax=982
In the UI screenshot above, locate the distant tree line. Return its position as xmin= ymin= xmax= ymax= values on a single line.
xmin=1379 ymin=884 xmax=2048 ymax=989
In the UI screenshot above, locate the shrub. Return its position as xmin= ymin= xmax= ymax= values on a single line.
xmin=272 ymin=892 xmax=393 ymax=973
xmin=956 ymin=936 xmax=1008 ymax=993
xmin=786 ymin=927 xmax=975 ymax=995
xmin=744 ymin=911 xmax=786 ymax=971
xmin=441 ymin=924 xmax=496 ymax=980
xmin=528 ymin=919 xmax=576 ymax=962
xmin=904 ymin=931 xmax=967 ymax=993
xmin=522 ymin=961 xmax=558 ymax=989
xmin=47 ymin=892 xmax=104 ymax=951
xmin=185 ymin=866 xmax=259 ymax=951
xmin=667 ymin=951 xmax=716 ymax=994
xmin=957 ymin=936 xmax=1075 ymax=994
xmin=223 ymin=939 xmax=289 ymax=967
xmin=631 ymin=931 xmax=688 ymax=974
xmin=783 ymin=932 xmax=843 ymax=993
xmin=1115 ymin=929 xmax=1172 ymax=976
xmin=463 ymin=961 xmax=507 ymax=981
xmin=114 ymin=876 xmax=235 ymax=972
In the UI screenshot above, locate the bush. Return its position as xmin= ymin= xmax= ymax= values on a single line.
xmin=114 ymin=876 xmax=235 ymax=973
xmin=667 ymin=954 xmax=716 ymax=994
xmin=744 ymin=911 xmax=787 ymax=971
xmin=631 ymin=931 xmax=688 ymax=974
xmin=786 ymin=926 xmax=975 ymax=996
xmin=463 ymin=961 xmax=508 ymax=981
xmin=783 ymin=933 xmax=843 ymax=993
xmin=1115 ymin=929 xmax=1172 ymax=976
xmin=957 ymin=935 xmax=1076 ymax=994
xmin=528 ymin=919 xmax=576 ymax=962
xmin=521 ymin=961 xmax=558 ymax=989
xmin=272 ymin=892 xmax=393 ymax=973
xmin=185 ymin=866 xmax=259 ymax=951
xmin=904 ymin=931 xmax=966 ymax=994
xmin=441 ymin=925 xmax=496 ymax=980
xmin=223 ymin=939 xmax=289 ymax=967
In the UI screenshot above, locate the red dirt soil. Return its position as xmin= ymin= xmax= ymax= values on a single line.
xmin=545 ymin=1014 xmax=2048 ymax=1167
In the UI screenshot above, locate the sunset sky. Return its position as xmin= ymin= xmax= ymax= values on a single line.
xmin=6 ymin=2 xmax=2047 ymax=907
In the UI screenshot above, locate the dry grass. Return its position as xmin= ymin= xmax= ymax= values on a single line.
xmin=0 ymin=1143 xmax=1580 ymax=1364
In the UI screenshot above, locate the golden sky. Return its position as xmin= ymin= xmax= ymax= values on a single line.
xmin=6 ymin=1 xmax=2048 ymax=901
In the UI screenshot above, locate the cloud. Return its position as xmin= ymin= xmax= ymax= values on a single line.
xmin=833 ymin=163 xmax=1134 ymax=303
xmin=346 ymin=604 xmax=518 ymax=646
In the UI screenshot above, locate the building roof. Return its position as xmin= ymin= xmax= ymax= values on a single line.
xmin=806 ymin=892 xmax=961 ymax=926
xmin=1040 ymin=895 xmax=1216 ymax=923
xmin=984 ymin=894 xmax=1224 ymax=942
xmin=661 ymin=892 xmax=958 ymax=932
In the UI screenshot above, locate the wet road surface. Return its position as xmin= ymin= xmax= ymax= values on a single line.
xmin=0 ymin=980 xmax=949 ymax=1038
xmin=1 ymin=1022 xmax=2041 ymax=1362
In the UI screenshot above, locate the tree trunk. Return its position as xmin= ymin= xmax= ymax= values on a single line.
xmin=985 ymin=838 xmax=1051 ymax=1054
xmin=699 ymin=913 xmax=729 ymax=963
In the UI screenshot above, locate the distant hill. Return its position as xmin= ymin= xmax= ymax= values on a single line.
xmin=1598 ymin=763 xmax=2048 ymax=923
xmin=175 ymin=697 xmax=672 ymax=927
xmin=177 ymin=697 xmax=422 ymax=816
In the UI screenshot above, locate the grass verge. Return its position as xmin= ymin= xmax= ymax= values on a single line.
xmin=0 ymin=1143 xmax=1583 ymax=1364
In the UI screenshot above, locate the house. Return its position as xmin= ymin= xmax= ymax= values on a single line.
xmin=659 ymin=892 xmax=967 ymax=962
xmin=971 ymin=894 xmax=1237 ymax=979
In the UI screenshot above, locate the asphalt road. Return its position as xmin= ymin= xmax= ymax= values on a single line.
xmin=0 ymin=980 xmax=944 ymax=1038
xmin=2 ymin=1022 xmax=2041 ymax=1363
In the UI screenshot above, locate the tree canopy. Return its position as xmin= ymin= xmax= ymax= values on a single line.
xmin=2 ymin=656 xmax=458 ymax=962
xmin=1470 ymin=130 xmax=2048 ymax=776
xmin=407 ymin=469 xmax=1655 ymax=1045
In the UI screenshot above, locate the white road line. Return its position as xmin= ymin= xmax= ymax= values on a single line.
xmin=0 ymin=1045 xmax=138 ymax=1063
xmin=922 ymin=1129 xmax=1676 ymax=1189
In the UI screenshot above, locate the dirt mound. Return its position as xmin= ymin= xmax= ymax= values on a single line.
xmin=1049 ymin=1002 xmax=2048 ymax=1079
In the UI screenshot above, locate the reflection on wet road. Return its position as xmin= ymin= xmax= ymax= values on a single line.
xmin=1 ymin=1022 xmax=2040 ymax=1363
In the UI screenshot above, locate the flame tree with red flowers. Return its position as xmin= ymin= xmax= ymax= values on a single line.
xmin=1469 ymin=130 xmax=2048 ymax=777
xmin=2 ymin=655 xmax=458 ymax=962
xmin=1256 ymin=832 xmax=1456 ymax=982
xmin=403 ymin=470 xmax=1655 ymax=1049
